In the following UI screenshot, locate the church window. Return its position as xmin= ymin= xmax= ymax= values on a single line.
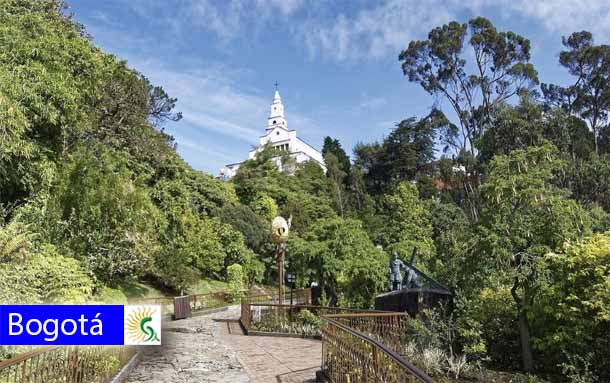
xmin=273 ymin=120 xmax=276 ymax=124
xmin=276 ymin=131 xmax=279 ymax=135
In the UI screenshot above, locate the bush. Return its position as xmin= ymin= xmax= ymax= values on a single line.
xmin=536 ymin=233 xmax=610 ymax=380
xmin=227 ymin=263 xmax=245 ymax=302
xmin=296 ymin=309 xmax=320 ymax=328
xmin=560 ymin=354 xmax=598 ymax=383
xmin=0 ymin=244 xmax=93 ymax=303
xmin=41 ymin=147 xmax=161 ymax=286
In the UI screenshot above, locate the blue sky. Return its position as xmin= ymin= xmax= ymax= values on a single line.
xmin=69 ymin=0 xmax=610 ymax=175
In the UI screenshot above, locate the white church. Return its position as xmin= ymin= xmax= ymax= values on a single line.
xmin=220 ymin=89 xmax=326 ymax=178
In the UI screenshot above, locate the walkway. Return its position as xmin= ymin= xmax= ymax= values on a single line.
xmin=126 ymin=306 xmax=321 ymax=383
xmin=218 ymin=320 xmax=321 ymax=383
xmin=126 ymin=307 xmax=249 ymax=382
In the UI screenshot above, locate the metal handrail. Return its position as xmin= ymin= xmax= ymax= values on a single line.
xmin=0 ymin=347 xmax=57 ymax=370
xmin=249 ymin=303 xmax=386 ymax=313
xmin=322 ymin=316 xmax=435 ymax=383
xmin=0 ymin=345 xmax=136 ymax=383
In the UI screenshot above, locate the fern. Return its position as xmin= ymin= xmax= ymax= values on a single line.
xmin=0 ymin=222 xmax=31 ymax=262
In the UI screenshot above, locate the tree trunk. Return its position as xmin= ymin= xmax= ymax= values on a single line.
xmin=518 ymin=307 xmax=534 ymax=372
xmin=511 ymin=278 xmax=534 ymax=373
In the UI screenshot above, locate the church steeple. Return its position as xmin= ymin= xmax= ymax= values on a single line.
xmin=267 ymin=86 xmax=287 ymax=130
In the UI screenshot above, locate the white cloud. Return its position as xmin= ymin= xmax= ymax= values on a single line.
xmin=256 ymin=0 xmax=305 ymax=15
xmin=172 ymin=133 xmax=235 ymax=162
xmin=100 ymin=0 xmax=610 ymax=62
xmin=123 ymin=0 xmax=308 ymax=44
xmin=136 ymin=64 xmax=266 ymax=143
xmin=360 ymin=96 xmax=387 ymax=109
xmin=130 ymin=58 xmax=325 ymax=150
xmin=300 ymin=0 xmax=455 ymax=61
xmin=492 ymin=0 xmax=610 ymax=35
xmin=298 ymin=0 xmax=610 ymax=61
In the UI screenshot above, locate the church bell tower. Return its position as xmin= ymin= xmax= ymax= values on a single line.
xmin=267 ymin=86 xmax=288 ymax=131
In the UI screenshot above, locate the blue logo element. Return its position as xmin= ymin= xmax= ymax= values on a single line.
xmin=0 ymin=305 xmax=124 ymax=345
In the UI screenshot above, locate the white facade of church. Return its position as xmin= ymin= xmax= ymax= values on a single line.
xmin=220 ymin=89 xmax=325 ymax=178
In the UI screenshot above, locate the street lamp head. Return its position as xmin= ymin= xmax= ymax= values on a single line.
xmin=287 ymin=272 xmax=296 ymax=283
xmin=271 ymin=216 xmax=290 ymax=244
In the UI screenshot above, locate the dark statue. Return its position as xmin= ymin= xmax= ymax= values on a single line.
xmin=377 ymin=248 xmax=451 ymax=314
xmin=389 ymin=251 xmax=406 ymax=290
xmin=388 ymin=250 xmax=422 ymax=291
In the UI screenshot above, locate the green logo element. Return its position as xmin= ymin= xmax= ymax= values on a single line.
xmin=126 ymin=307 xmax=160 ymax=343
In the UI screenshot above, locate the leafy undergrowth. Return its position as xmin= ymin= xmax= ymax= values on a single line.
xmin=251 ymin=309 xmax=321 ymax=337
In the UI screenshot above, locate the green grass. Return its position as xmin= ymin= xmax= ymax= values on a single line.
xmin=190 ymin=278 xmax=229 ymax=295
xmin=118 ymin=280 xmax=169 ymax=300
xmin=115 ymin=278 xmax=230 ymax=302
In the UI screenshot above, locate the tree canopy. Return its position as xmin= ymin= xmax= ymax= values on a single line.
xmin=1 ymin=3 xmax=610 ymax=381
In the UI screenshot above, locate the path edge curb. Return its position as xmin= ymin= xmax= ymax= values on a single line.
xmin=110 ymin=348 xmax=141 ymax=383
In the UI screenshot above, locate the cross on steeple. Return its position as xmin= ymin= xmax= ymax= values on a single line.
xmin=274 ymin=81 xmax=279 ymax=90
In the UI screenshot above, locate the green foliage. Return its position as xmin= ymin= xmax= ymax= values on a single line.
xmin=556 ymin=31 xmax=610 ymax=154
xmin=353 ymin=113 xmax=442 ymax=195
xmin=2 ymin=4 xmax=610 ymax=380
xmin=42 ymin=146 xmax=160 ymax=285
xmin=250 ymin=193 xmax=279 ymax=222
xmin=95 ymin=287 xmax=128 ymax=304
xmin=379 ymin=182 xmax=434 ymax=261
xmin=322 ymin=136 xmax=351 ymax=175
xmin=227 ymin=263 xmax=245 ymax=302
xmin=0 ymin=241 xmax=93 ymax=304
xmin=0 ymin=220 xmax=32 ymax=262
xmin=233 ymin=145 xmax=337 ymax=236
xmin=478 ymin=95 xmax=546 ymax=163
xmin=216 ymin=204 xmax=271 ymax=256
xmin=560 ymin=354 xmax=598 ymax=383
xmin=567 ymin=155 xmax=610 ymax=212
xmin=478 ymin=143 xmax=593 ymax=372
xmin=399 ymin=17 xmax=538 ymax=156
xmin=536 ymin=233 xmax=610 ymax=381
xmin=426 ymin=201 xmax=476 ymax=291
xmin=465 ymin=286 xmax=520 ymax=369
xmin=296 ymin=308 xmax=321 ymax=328
xmin=288 ymin=218 xmax=386 ymax=308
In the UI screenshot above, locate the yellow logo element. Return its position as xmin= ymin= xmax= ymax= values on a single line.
xmin=125 ymin=306 xmax=160 ymax=343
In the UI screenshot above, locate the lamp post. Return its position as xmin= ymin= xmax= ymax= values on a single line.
xmin=287 ymin=272 xmax=296 ymax=320
xmin=271 ymin=216 xmax=290 ymax=305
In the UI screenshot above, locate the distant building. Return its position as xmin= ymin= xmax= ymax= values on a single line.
xmin=220 ymin=89 xmax=325 ymax=178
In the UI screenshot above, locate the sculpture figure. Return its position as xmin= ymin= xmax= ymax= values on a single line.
xmin=389 ymin=251 xmax=407 ymax=290
xmin=405 ymin=262 xmax=422 ymax=289
xmin=388 ymin=249 xmax=423 ymax=290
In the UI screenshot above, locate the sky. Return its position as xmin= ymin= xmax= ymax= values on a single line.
xmin=69 ymin=0 xmax=610 ymax=175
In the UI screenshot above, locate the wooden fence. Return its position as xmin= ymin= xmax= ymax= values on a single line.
xmin=242 ymin=288 xmax=311 ymax=306
xmin=130 ymin=291 xmax=233 ymax=317
xmin=0 ymin=346 xmax=136 ymax=383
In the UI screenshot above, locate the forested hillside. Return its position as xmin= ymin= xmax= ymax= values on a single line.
xmin=0 ymin=0 xmax=262 ymax=301
xmin=1 ymin=1 xmax=610 ymax=382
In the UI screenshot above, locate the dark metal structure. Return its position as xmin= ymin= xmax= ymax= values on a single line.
xmin=376 ymin=261 xmax=452 ymax=316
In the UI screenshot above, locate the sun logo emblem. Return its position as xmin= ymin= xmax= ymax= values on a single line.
xmin=125 ymin=306 xmax=160 ymax=343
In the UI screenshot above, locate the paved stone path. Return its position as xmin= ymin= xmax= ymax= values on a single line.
xmin=126 ymin=307 xmax=249 ymax=383
xmin=126 ymin=306 xmax=321 ymax=383
xmin=218 ymin=320 xmax=321 ymax=383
